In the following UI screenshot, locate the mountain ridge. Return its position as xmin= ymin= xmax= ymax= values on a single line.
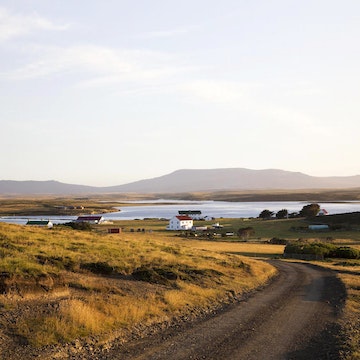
xmin=1 ymin=168 xmax=360 ymax=195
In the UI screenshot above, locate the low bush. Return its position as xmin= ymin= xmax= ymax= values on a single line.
xmin=284 ymin=242 xmax=360 ymax=259
xmin=132 ymin=265 xmax=224 ymax=286
xmin=269 ymin=237 xmax=287 ymax=245
xmin=62 ymin=222 xmax=92 ymax=231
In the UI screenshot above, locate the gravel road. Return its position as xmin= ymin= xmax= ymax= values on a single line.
xmin=105 ymin=261 xmax=346 ymax=360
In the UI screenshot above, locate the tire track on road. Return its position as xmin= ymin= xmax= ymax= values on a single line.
xmin=110 ymin=261 xmax=346 ymax=360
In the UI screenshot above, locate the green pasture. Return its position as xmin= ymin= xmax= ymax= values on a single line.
xmin=99 ymin=217 xmax=360 ymax=244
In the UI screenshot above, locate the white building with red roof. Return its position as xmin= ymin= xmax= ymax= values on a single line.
xmin=166 ymin=215 xmax=193 ymax=231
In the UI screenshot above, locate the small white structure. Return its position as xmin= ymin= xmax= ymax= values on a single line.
xmin=167 ymin=215 xmax=193 ymax=231
xmin=192 ymin=226 xmax=208 ymax=231
xmin=212 ymin=222 xmax=223 ymax=229
xmin=318 ymin=209 xmax=329 ymax=216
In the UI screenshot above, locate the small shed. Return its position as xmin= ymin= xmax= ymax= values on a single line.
xmin=108 ymin=228 xmax=121 ymax=234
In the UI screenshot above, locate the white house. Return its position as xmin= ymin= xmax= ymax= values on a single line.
xmin=167 ymin=215 xmax=193 ymax=230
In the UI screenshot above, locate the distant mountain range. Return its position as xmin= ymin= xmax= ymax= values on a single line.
xmin=1 ymin=168 xmax=360 ymax=195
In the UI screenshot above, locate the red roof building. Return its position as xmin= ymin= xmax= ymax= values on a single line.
xmin=167 ymin=215 xmax=193 ymax=230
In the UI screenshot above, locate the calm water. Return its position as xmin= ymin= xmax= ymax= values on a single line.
xmin=2 ymin=200 xmax=360 ymax=224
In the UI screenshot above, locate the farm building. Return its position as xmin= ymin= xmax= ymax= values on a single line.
xmin=108 ymin=228 xmax=121 ymax=234
xmin=178 ymin=210 xmax=203 ymax=220
xmin=26 ymin=220 xmax=53 ymax=228
xmin=76 ymin=215 xmax=104 ymax=224
xmin=167 ymin=215 xmax=193 ymax=231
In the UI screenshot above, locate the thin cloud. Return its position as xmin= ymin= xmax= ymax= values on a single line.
xmin=180 ymin=80 xmax=257 ymax=103
xmin=139 ymin=24 xmax=200 ymax=39
xmin=3 ymin=44 xmax=195 ymax=90
xmin=0 ymin=6 xmax=69 ymax=42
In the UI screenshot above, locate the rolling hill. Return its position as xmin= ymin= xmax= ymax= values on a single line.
xmin=1 ymin=168 xmax=360 ymax=195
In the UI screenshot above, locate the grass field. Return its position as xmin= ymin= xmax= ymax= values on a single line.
xmin=312 ymin=259 xmax=360 ymax=359
xmin=0 ymin=221 xmax=276 ymax=348
xmin=1 ymin=213 xmax=359 ymax=357
xmin=0 ymin=196 xmax=121 ymax=216
xmin=101 ymin=216 xmax=360 ymax=242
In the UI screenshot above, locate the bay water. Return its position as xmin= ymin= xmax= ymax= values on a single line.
xmin=1 ymin=200 xmax=360 ymax=225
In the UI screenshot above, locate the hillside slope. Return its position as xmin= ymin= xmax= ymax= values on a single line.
xmin=107 ymin=168 xmax=360 ymax=193
xmin=1 ymin=168 xmax=360 ymax=194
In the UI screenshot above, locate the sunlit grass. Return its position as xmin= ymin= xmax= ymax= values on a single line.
xmin=313 ymin=260 xmax=360 ymax=359
xmin=0 ymin=222 xmax=276 ymax=347
xmin=167 ymin=239 xmax=285 ymax=257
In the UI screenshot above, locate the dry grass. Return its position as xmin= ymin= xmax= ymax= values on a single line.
xmin=166 ymin=239 xmax=285 ymax=258
xmin=0 ymin=222 xmax=276 ymax=348
xmin=0 ymin=196 xmax=119 ymax=216
xmin=313 ymin=260 xmax=360 ymax=359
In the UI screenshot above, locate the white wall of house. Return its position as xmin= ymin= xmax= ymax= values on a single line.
xmin=167 ymin=216 xmax=193 ymax=230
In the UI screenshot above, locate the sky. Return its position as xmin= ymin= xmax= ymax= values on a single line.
xmin=1 ymin=1 xmax=360 ymax=186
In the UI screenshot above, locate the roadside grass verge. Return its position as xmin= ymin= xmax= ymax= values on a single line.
xmin=0 ymin=222 xmax=276 ymax=348
xmin=313 ymin=259 xmax=360 ymax=359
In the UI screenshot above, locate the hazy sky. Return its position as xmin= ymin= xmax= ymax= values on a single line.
xmin=1 ymin=1 xmax=360 ymax=186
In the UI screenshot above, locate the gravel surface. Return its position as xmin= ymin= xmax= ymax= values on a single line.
xmin=102 ymin=261 xmax=347 ymax=360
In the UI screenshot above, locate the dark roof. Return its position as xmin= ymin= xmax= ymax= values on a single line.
xmin=26 ymin=220 xmax=51 ymax=225
xmin=76 ymin=216 xmax=103 ymax=221
xmin=178 ymin=210 xmax=202 ymax=215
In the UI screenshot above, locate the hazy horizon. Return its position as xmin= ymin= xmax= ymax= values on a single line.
xmin=2 ymin=167 xmax=360 ymax=189
xmin=1 ymin=1 xmax=360 ymax=186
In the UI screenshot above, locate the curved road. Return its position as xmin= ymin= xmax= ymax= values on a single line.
xmin=105 ymin=261 xmax=346 ymax=360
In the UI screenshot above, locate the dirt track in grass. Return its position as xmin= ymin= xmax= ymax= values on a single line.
xmin=102 ymin=261 xmax=347 ymax=360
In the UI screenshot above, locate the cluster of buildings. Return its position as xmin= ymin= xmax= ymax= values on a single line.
xmin=54 ymin=205 xmax=85 ymax=210
xmin=25 ymin=211 xmax=213 ymax=231
xmin=26 ymin=215 xmax=105 ymax=229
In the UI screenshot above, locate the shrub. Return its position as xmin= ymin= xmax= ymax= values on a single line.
xmin=269 ymin=237 xmax=287 ymax=245
xmin=237 ymin=227 xmax=255 ymax=240
xmin=62 ymin=222 xmax=92 ymax=231
xmin=299 ymin=203 xmax=320 ymax=218
xmin=284 ymin=242 xmax=360 ymax=259
xmin=330 ymin=247 xmax=360 ymax=259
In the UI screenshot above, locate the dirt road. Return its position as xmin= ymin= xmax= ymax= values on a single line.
xmin=105 ymin=261 xmax=346 ymax=360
